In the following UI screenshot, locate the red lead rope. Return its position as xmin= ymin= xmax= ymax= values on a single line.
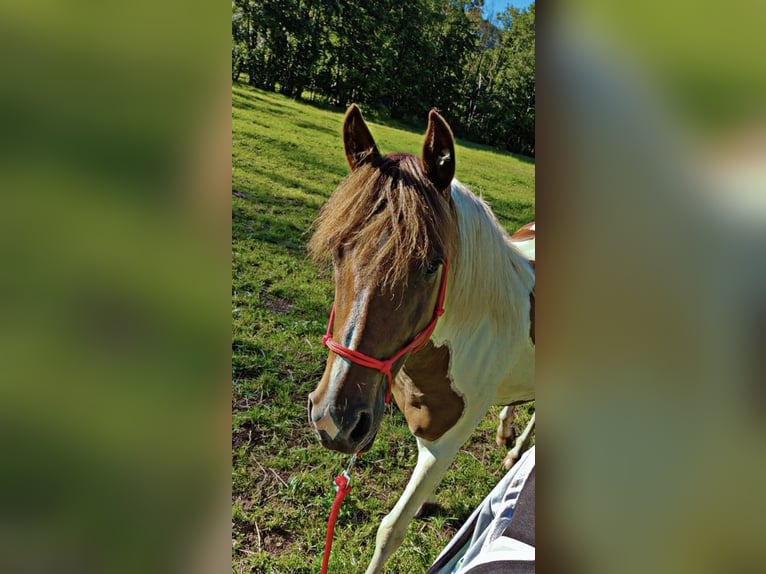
xmin=321 ymin=260 xmax=449 ymax=404
xmin=321 ymin=454 xmax=358 ymax=574
xmin=320 ymin=472 xmax=352 ymax=574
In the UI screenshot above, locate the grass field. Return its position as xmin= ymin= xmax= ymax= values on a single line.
xmin=232 ymin=83 xmax=535 ymax=573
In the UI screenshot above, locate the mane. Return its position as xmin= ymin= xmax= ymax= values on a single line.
xmin=445 ymin=181 xmax=535 ymax=337
xmin=308 ymin=153 xmax=457 ymax=292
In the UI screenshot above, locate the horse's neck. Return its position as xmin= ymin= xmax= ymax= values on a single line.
xmin=443 ymin=181 xmax=535 ymax=339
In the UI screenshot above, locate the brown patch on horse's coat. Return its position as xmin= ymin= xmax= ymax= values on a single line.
xmin=392 ymin=341 xmax=464 ymax=442
xmin=510 ymin=222 xmax=535 ymax=268
xmin=511 ymin=222 xmax=535 ymax=241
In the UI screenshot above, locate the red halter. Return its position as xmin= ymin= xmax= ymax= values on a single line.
xmin=321 ymin=260 xmax=449 ymax=404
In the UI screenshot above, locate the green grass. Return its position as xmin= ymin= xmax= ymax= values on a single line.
xmin=232 ymin=84 xmax=535 ymax=573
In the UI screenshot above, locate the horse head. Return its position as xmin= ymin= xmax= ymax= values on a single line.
xmin=307 ymin=105 xmax=458 ymax=453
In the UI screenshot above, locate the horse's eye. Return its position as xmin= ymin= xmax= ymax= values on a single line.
xmin=425 ymin=258 xmax=443 ymax=275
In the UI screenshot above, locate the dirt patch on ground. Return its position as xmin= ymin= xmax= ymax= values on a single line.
xmin=261 ymin=527 xmax=292 ymax=556
xmin=235 ymin=517 xmax=293 ymax=557
xmin=233 ymin=396 xmax=260 ymax=412
xmin=259 ymin=280 xmax=294 ymax=314
xmin=263 ymin=292 xmax=294 ymax=314
xmin=232 ymin=419 xmax=268 ymax=449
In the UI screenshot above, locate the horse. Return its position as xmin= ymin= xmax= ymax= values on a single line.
xmin=307 ymin=104 xmax=535 ymax=573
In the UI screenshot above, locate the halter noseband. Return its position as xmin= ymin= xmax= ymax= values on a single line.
xmin=321 ymin=260 xmax=449 ymax=404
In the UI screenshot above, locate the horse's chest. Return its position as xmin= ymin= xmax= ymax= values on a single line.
xmin=393 ymin=342 xmax=464 ymax=442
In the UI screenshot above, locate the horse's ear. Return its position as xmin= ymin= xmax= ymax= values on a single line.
xmin=421 ymin=109 xmax=455 ymax=194
xmin=342 ymin=104 xmax=380 ymax=170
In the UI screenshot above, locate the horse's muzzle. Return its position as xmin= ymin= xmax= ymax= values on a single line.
xmin=307 ymin=394 xmax=375 ymax=454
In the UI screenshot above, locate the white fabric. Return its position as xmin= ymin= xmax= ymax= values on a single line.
xmin=428 ymin=447 xmax=535 ymax=573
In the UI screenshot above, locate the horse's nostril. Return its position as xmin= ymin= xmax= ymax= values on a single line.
xmin=350 ymin=411 xmax=371 ymax=444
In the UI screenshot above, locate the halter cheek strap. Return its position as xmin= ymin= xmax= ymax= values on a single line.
xmin=321 ymin=260 xmax=449 ymax=404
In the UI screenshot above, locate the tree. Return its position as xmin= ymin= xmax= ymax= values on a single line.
xmin=231 ymin=0 xmax=536 ymax=156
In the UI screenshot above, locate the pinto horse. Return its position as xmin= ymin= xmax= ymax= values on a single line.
xmin=307 ymin=105 xmax=535 ymax=573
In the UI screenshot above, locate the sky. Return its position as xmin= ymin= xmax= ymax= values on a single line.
xmin=481 ymin=0 xmax=534 ymax=21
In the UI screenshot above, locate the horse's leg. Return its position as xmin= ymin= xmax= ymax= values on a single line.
xmin=496 ymin=405 xmax=517 ymax=447
xmin=365 ymin=400 xmax=493 ymax=574
xmin=503 ymin=411 xmax=535 ymax=469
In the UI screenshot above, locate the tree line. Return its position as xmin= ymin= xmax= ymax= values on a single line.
xmin=233 ymin=1 xmax=535 ymax=156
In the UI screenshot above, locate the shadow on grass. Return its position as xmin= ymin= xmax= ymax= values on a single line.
xmin=233 ymin=90 xmax=291 ymax=118
xmin=416 ymin=501 xmax=476 ymax=530
xmin=233 ymin=84 xmax=291 ymax=109
xmin=294 ymin=120 xmax=336 ymax=137
xmin=235 ymin=129 xmax=347 ymax=187
xmin=233 ymin=160 xmax=332 ymax=231
xmin=232 ymin=202 xmax=308 ymax=253
xmin=248 ymin=162 xmax=339 ymax=200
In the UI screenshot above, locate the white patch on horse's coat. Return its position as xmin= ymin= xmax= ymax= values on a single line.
xmin=324 ymin=281 xmax=372 ymax=421
xmin=345 ymin=279 xmax=371 ymax=350
xmin=511 ymin=237 xmax=535 ymax=261
xmin=432 ymin=181 xmax=535 ymax=399
xmin=327 ymin=356 xmax=349 ymax=405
